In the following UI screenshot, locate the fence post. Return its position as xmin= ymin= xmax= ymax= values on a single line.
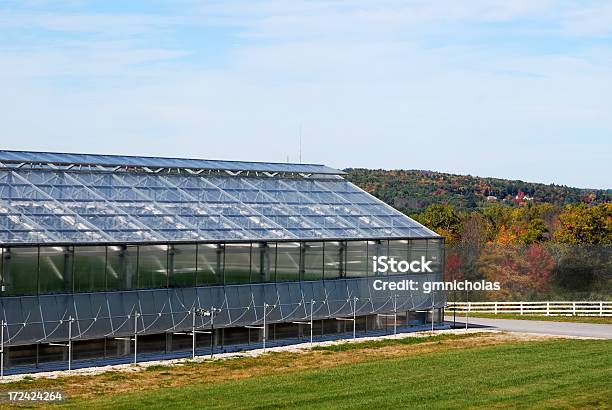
xmin=465 ymin=290 xmax=469 ymax=330
xmin=600 ymin=302 xmax=603 ymax=317
xmin=494 ymin=302 xmax=497 ymax=315
xmin=572 ymin=302 xmax=576 ymax=316
xmin=546 ymin=302 xmax=550 ymax=316
xmin=520 ymin=302 xmax=523 ymax=315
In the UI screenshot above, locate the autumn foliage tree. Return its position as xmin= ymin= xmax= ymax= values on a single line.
xmin=478 ymin=244 xmax=556 ymax=300
xmin=554 ymin=204 xmax=612 ymax=244
xmin=413 ymin=204 xmax=462 ymax=244
xmin=411 ymin=202 xmax=610 ymax=300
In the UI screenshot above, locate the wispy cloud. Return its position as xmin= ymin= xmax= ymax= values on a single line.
xmin=0 ymin=1 xmax=610 ymax=188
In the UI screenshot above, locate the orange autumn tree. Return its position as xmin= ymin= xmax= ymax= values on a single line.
xmin=478 ymin=243 xmax=556 ymax=300
xmin=444 ymin=253 xmax=463 ymax=282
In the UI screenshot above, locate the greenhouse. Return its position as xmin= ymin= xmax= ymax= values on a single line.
xmin=0 ymin=150 xmax=445 ymax=374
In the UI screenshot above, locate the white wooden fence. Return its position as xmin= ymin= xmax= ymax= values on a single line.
xmin=446 ymin=301 xmax=612 ymax=317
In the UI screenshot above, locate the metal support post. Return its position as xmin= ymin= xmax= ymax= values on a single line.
xmin=68 ymin=316 xmax=73 ymax=371
xmin=263 ymin=303 xmax=268 ymax=352
xmin=192 ymin=309 xmax=196 ymax=359
xmin=210 ymin=306 xmax=215 ymax=359
xmin=431 ymin=291 xmax=435 ymax=332
xmin=134 ymin=312 xmax=139 ymax=364
xmin=1 ymin=320 xmax=5 ymax=379
xmin=310 ymin=300 xmax=314 ymax=346
xmin=196 ymin=306 xmax=219 ymax=359
xmin=393 ymin=294 xmax=398 ymax=335
xmin=353 ymin=297 xmax=357 ymax=339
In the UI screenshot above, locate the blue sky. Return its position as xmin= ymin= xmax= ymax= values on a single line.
xmin=1 ymin=1 xmax=611 ymax=188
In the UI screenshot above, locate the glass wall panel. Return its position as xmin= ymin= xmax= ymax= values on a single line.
xmin=409 ymin=239 xmax=428 ymax=273
xmin=2 ymin=247 xmax=38 ymax=295
xmin=368 ymin=240 xmax=388 ymax=276
xmin=302 ymin=242 xmax=324 ymax=281
xmin=106 ymin=245 xmax=138 ymax=290
xmin=427 ymin=239 xmax=443 ymax=273
xmin=324 ymin=241 xmax=345 ymax=279
xmin=73 ymin=246 xmax=107 ymax=292
xmin=250 ymin=242 xmax=275 ymax=283
xmin=39 ymin=246 xmax=72 ymax=293
xmin=170 ymin=244 xmax=196 ymax=287
xmin=388 ymin=240 xmax=408 ymax=276
xmin=346 ymin=241 xmax=368 ymax=278
xmin=224 ymin=243 xmax=251 ymax=284
xmin=275 ymin=242 xmax=300 ymax=282
xmin=138 ymin=245 xmax=168 ymax=289
xmin=0 ymin=239 xmax=436 ymax=293
xmin=196 ymin=244 xmax=223 ymax=286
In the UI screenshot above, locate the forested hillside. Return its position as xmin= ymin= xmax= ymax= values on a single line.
xmin=345 ymin=169 xmax=610 ymax=213
xmin=345 ymin=167 xmax=610 ymax=245
xmin=346 ymin=168 xmax=611 ymax=300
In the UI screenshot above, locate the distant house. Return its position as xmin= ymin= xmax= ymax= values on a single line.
xmin=513 ymin=190 xmax=534 ymax=206
xmin=515 ymin=191 xmax=533 ymax=201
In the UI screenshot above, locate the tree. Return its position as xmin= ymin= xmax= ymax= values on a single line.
xmin=516 ymin=217 xmax=547 ymax=244
xmin=414 ymin=204 xmax=462 ymax=243
xmin=554 ymin=204 xmax=612 ymax=244
xmin=460 ymin=212 xmax=488 ymax=247
xmin=478 ymin=244 xmax=556 ymax=300
xmin=458 ymin=212 xmax=487 ymax=280
xmin=444 ymin=253 xmax=462 ymax=281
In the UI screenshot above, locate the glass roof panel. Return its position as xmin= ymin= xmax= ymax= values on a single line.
xmin=0 ymin=161 xmax=437 ymax=244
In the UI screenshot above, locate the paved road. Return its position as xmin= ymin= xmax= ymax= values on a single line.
xmin=444 ymin=316 xmax=612 ymax=339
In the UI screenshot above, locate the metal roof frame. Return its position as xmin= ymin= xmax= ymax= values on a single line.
xmin=0 ymin=150 xmax=345 ymax=175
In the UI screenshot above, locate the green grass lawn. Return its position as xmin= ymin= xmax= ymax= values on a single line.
xmin=52 ymin=339 xmax=610 ymax=409
xmin=447 ymin=312 xmax=612 ymax=324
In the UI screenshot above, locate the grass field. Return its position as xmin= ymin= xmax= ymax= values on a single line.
xmin=2 ymin=332 xmax=610 ymax=409
xmin=447 ymin=312 xmax=612 ymax=324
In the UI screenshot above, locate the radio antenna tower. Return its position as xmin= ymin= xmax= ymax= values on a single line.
xmin=299 ymin=124 xmax=302 ymax=163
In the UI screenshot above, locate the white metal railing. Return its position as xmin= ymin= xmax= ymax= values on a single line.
xmin=446 ymin=301 xmax=612 ymax=317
